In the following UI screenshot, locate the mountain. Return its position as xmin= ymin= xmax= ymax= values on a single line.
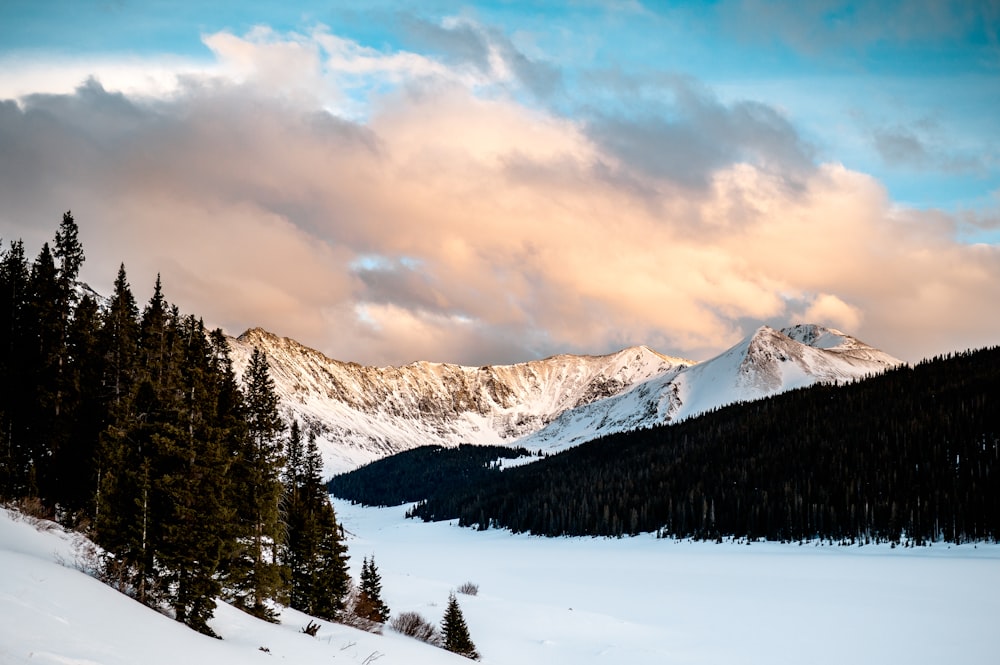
xmin=227 ymin=324 xmax=902 ymax=476
xmin=227 ymin=328 xmax=692 ymax=473
xmin=528 ymin=324 xmax=902 ymax=449
xmin=405 ymin=344 xmax=1000 ymax=541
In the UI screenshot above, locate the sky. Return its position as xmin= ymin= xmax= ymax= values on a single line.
xmin=0 ymin=1 xmax=998 ymax=366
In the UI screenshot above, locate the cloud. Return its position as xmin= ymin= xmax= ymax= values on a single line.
xmin=1 ymin=26 xmax=998 ymax=367
xmin=397 ymin=14 xmax=562 ymax=98
xmin=718 ymin=0 xmax=999 ymax=56
xmin=800 ymin=293 xmax=864 ymax=332
xmin=869 ymin=120 xmax=989 ymax=176
xmin=582 ymin=74 xmax=816 ymax=190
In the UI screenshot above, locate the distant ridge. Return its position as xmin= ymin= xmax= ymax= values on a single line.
xmin=227 ymin=324 xmax=902 ymax=476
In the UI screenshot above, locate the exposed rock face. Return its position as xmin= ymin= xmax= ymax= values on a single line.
xmin=227 ymin=325 xmax=902 ymax=476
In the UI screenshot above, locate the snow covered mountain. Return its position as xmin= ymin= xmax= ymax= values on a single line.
xmin=227 ymin=323 xmax=902 ymax=476
xmin=525 ymin=324 xmax=902 ymax=450
xmin=227 ymin=328 xmax=692 ymax=473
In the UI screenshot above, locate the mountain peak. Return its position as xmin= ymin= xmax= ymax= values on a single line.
xmin=237 ymin=327 xmax=280 ymax=344
xmin=226 ymin=323 xmax=902 ymax=476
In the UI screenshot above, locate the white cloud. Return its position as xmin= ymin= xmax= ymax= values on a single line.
xmin=1 ymin=25 xmax=997 ymax=366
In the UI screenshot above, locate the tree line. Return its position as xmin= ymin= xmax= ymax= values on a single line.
xmin=328 ymin=443 xmax=534 ymax=507
xmin=0 ymin=213 xmax=354 ymax=636
xmin=387 ymin=348 xmax=1000 ymax=544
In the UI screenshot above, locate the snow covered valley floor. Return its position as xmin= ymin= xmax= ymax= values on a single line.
xmin=3 ymin=500 xmax=999 ymax=665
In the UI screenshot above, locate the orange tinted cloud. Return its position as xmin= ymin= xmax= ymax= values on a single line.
xmin=1 ymin=28 xmax=996 ymax=366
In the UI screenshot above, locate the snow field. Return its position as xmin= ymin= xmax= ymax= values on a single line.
xmin=2 ymin=502 xmax=998 ymax=665
xmin=335 ymin=499 xmax=1000 ymax=665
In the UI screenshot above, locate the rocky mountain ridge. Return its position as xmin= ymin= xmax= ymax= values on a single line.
xmin=227 ymin=324 xmax=902 ymax=476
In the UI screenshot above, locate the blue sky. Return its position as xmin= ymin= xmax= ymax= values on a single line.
xmin=3 ymin=1 xmax=996 ymax=212
xmin=1 ymin=1 xmax=998 ymax=364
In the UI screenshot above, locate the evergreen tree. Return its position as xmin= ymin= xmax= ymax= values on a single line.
xmin=92 ymin=265 xmax=144 ymax=588
xmin=441 ymin=593 xmax=479 ymax=660
xmin=0 ymin=240 xmax=32 ymax=499
xmin=23 ymin=242 xmax=64 ymax=501
xmin=283 ymin=423 xmax=351 ymax=620
xmin=54 ymin=293 xmax=103 ymax=519
xmin=31 ymin=212 xmax=86 ymax=513
xmin=99 ymin=264 xmax=140 ymax=411
xmin=228 ymin=347 xmax=286 ymax=620
xmin=154 ymin=316 xmax=236 ymax=636
xmin=138 ymin=275 xmax=173 ymax=389
xmin=358 ymin=555 xmax=390 ymax=623
xmin=53 ymin=211 xmax=84 ymax=294
xmin=309 ymin=496 xmax=351 ymax=621
xmin=52 ymin=211 xmax=84 ymax=417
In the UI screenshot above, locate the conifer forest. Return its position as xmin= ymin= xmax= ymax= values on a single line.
xmin=341 ymin=350 xmax=1000 ymax=544
xmin=0 ymin=213 xmax=351 ymax=636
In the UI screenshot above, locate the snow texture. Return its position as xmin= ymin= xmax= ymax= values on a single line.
xmin=2 ymin=502 xmax=998 ymax=665
xmin=228 ymin=324 xmax=902 ymax=476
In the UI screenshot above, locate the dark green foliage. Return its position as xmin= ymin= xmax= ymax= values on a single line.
xmin=54 ymin=293 xmax=103 ymax=518
xmin=328 ymin=444 xmax=533 ymax=508
xmin=0 ymin=239 xmax=33 ymax=498
xmin=23 ymin=242 xmax=63 ymax=499
xmin=409 ymin=348 xmax=1000 ymax=543
xmin=53 ymin=211 xmax=84 ymax=292
xmin=283 ymin=422 xmax=351 ymax=621
xmin=0 ymin=214 xmax=360 ymax=638
xmin=441 ymin=593 xmax=479 ymax=660
xmin=227 ymin=347 xmax=287 ymax=621
xmin=152 ymin=315 xmax=238 ymax=636
xmin=92 ymin=265 xmax=144 ymax=585
xmin=357 ymin=555 xmax=390 ymax=623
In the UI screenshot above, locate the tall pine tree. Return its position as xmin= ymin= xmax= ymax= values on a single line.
xmin=154 ymin=316 xmax=237 ymax=636
xmin=55 ymin=292 xmax=103 ymax=519
xmin=283 ymin=422 xmax=351 ymax=621
xmin=93 ymin=264 xmax=144 ymax=593
xmin=0 ymin=240 xmax=32 ymax=499
xmin=228 ymin=347 xmax=286 ymax=620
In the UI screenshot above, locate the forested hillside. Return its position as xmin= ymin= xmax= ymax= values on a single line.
xmin=328 ymin=444 xmax=535 ymax=507
xmin=402 ymin=349 xmax=1000 ymax=544
xmin=0 ymin=214 xmax=350 ymax=635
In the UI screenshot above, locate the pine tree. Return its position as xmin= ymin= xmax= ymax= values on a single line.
xmin=36 ymin=212 xmax=86 ymax=514
xmin=55 ymin=293 xmax=103 ymax=519
xmin=153 ymin=316 xmax=237 ymax=636
xmin=23 ymin=242 xmax=64 ymax=502
xmin=358 ymin=555 xmax=390 ymax=623
xmin=283 ymin=423 xmax=351 ymax=620
xmin=228 ymin=347 xmax=286 ymax=620
xmin=282 ymin=419 xmax=307 ymax=607
xmin=441 ymin=593 xmax=479 ymax=660
xmin=53 ymin=211 xmax=84 ymax=295
xmin=52 ymin=211 xmax=84 ymax=415
xmin=0 ymin=240 xmax=32 ymax=499
xmin=92 ymin=265 xmax=144 ymax=589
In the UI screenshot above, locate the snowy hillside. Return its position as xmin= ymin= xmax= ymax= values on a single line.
xmin=523 ymin=324 xmax=902 ymax=450
xmin=227 ymin=329 xmax=693 ymax=473
xmin=3 ymin=503 xmax=998 ymax=665
xmin=228 ymin=324 xmax=902 ymax=475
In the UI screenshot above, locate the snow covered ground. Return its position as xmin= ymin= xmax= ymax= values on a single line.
xmin=3 ymin=501 xmax=999 ymax=665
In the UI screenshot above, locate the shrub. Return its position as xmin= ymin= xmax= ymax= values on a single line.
xmin=390 ymin=611 xmax=439 ymax=645
xmin=456 ymin=581 xmax=479 ymax=596
xmin=337 ymin=584 xmax=383 ymax=634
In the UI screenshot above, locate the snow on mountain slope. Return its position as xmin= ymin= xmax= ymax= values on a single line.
xmin=227 ymin=329 xmax=692 ymax=474
xmin=522 ymin=324 xmax=903 ymax=452
xmin=227 ymin=324 xmax=901 ymax=476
